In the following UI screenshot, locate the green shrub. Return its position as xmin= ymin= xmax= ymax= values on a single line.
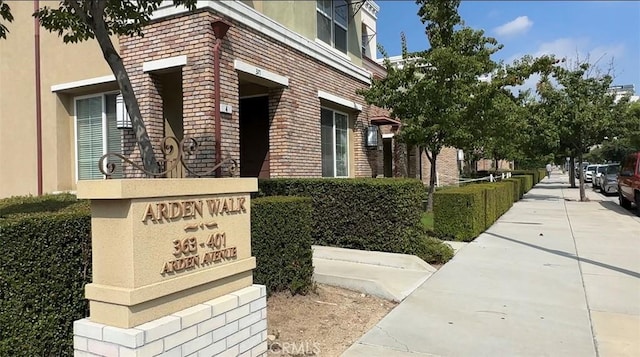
xmin=414 ymin=235 xmax=454 ymax=264
xmin=434 ymin=181 xmax=516 ymax=241
xmin=482 ymin=185 xmax=498 ymax=229
xmin=511 ymin=170 xmax=539 ymax=186
xmin=257 ymin=178 xmax=424 ymax=255
xmin=0 ymin=195 xmax=91 ymax=356
xmin=538 ymin=168 xmax=547 ymax=182
xmin=433 ymin=186 xmax=485 ymax=241
xmin=504 ymin=178 xmax=522 ymax=201
xmin=514 ymin=174 xmax=533 ymax=192
xmin=511 ymin=176 xmax=527 ymax=197
xmin=251 ymin=196 xmax=314 ymax=295
xmin=486 ymin=182 xmax=514 ymax=217
xmin=0 ymin=193 xmax=88 ymax=220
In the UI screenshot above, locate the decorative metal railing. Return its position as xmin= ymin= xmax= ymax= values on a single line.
xmin=98 ymin=136 xmax=238 ymax=178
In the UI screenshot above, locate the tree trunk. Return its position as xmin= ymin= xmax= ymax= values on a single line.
xmin=494 ymin=157 xmax=499 ymax=172
xmin=578 ymin=152 xmax=586 ymax=201
xmin=90 ymin=8 xmax=159 ymax=174
xmin=569 ymin=156 xmax=576 ymax=187
xmin=425 ymin=148 xmax=439 ymax=212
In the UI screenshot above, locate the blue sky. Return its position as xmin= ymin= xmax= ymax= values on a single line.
xmin=375 ymin=1 xmax=640 ymax=91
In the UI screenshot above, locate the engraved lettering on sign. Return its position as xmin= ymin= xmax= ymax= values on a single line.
xmin=142 ymin=198 xmax=245 ymax=223
xmin=161 ymin=230 xmax=238 ymax=275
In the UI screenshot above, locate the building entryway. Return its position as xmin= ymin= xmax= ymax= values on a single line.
xmin=157 ymin=70 xmax=185 ymax=178
xmin=239 ymin=95 xmax=270 ymax=178
xmin=383 ymin=137 xmax=393 ymax=177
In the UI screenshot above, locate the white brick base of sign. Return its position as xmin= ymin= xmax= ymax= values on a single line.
xmin=73 ymin=285 xmax=268 ymax=357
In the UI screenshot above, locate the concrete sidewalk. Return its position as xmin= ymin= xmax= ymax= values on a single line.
xmin=343 ymin=173 xmax=640 ymax=357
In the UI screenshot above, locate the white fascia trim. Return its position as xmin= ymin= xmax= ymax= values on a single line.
xmin=363 ymin=0 xmax=380 ymax=19
xmin=152 ymin=0 xmax=371 ymax=84
xmin=234 ymin=60 xmax=289 ymax=87
xmin=318 ymin=90 xmax=363 ymax=112
xmin=142 ymin=55 xmax=188 ymax=73
xmin=51 ymin=75 xmax=115 ymax=92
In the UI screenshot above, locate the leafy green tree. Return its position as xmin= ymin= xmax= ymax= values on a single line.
xmin=588 ymin=101 xmax=640 ymax=163
xmin=359 ymin=0 xmax=504 ymax=211
xmin=0 ymin=0 xmax=197 ymax=173
xmin=536 ymin=59 xmax=627 ymax=200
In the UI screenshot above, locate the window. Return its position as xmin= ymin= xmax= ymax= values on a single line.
xmin=75 ymin=93 xmax=122 ymax=180
xmin=321 ymin=108 xmax=349 ymax=177
xmin=317 ymin=0 xmax=348 ymax=53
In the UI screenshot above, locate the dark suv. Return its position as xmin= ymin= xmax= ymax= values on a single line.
xmin=618 ymin=152 xmax=640 ymax=210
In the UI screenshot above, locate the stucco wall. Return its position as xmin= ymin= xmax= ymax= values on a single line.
xmin=0 ymin=1 xmax=115 ymax=198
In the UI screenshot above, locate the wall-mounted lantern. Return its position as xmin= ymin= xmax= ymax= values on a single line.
xmin=116 ymin=94 xmax=132 ymax=129
xmin=365 ymin=125 xmax=379 ymax=148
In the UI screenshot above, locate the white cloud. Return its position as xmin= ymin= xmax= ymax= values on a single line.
xmin=494 ymin=16 xmax=533 ymax=37
xmin=507 ymin=38 xmax=626 ymax=93
xmin=534 ymin=38 xmax=624 ymax=64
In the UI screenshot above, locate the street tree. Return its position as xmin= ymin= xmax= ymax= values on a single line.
xmin=536 ymin=59 xmax=627 ymax=201
xmin=0 ymin=0 xmax=198 ymax=173
xmin=359 ymin=0 xmax=503 ymax=211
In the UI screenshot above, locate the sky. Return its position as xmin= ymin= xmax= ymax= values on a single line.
xmin=375 ymin=1 xmax=640 ymax=92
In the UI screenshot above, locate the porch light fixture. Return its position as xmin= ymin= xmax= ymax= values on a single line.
xmin=115 ymin=94 xmax=132 ymax=129
xmin=365 ymin=125 xmax=379 ymax=148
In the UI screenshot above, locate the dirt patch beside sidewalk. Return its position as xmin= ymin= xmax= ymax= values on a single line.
xmin=266 ymin=284 xmax=397 ymax=356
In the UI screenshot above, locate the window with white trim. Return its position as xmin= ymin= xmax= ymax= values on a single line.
xmin=317 ymin=0 xmax=348 ymax=53
xmin=75 ymin=93 xmax=122 ymax=180
xmin=321 ymin=108 xmax=349 ymax=177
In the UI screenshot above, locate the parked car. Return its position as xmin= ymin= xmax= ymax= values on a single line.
xmin=584 ymin=164 xmax=598 ymax=183
xmin=618 ymin=152 xmax=640 ymax=210
xmin=592 ymin=164 xmax=610 ymax=189
xmin=600 ymin=164 xmax=620 ymax=195
xmin=576 ymin=162 xmax=589 ymax=179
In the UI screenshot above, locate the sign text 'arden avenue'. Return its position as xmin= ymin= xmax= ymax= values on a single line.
xmin=139 ymin=197 xmax=247 ymax=275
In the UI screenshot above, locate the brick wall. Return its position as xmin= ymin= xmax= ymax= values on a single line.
xmin=476 ymin=159 xmax=514 ymax=171
xmin=74 ymin=285 xmax=267 ymax=357
xmin=119 ymin=9 xmax=383 ymax=178
xmin=420 ymin=147 xmax=460 ymax=187
xmin=398 ymin=146 xmax=460 ymax=186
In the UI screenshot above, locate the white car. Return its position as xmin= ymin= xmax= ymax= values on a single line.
xmin=592 ymin=164 xmax=609 ymax=189
xmin=584 ymin=165 xmax=598 ymax=183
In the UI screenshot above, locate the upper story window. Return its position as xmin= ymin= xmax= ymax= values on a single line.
xmin=317 ymin=0 xmax=348 ymax=54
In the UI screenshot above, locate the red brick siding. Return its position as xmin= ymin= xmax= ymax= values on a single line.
xmin=420 ymin=147 xmax=460 ymax=187
xmin=119 ymin=9 xmax=383 ymax=178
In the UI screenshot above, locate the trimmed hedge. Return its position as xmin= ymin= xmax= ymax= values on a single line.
xmin=434 ymin=186 xmax=485 ymax=241
xmin=483 ymin=185 xmax=498 ymax=229
xmin=434 ymin=181 xmax=514 ymax=241
xmin=512 ymin=170 xmax=539 ymax=185
xmin=251 ymin=196 xmax=314 ymax=295
xmin=504 ymin=178 xmax=522 ymax=201
xmin=487 ymin=182 xmax=515 ymax=217
xmin=514 ymin=174 xmax=533 ymax=192
xmin=257 ymin=178 xmax=424 ymax=254
xmin=0 ymin=195 xmax=91 ymax=356
xmin=511 ymin=176 xmax=528 ymax=197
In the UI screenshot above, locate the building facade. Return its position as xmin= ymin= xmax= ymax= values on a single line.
xmin=1 ymin=0 xmax=426 ymax=198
